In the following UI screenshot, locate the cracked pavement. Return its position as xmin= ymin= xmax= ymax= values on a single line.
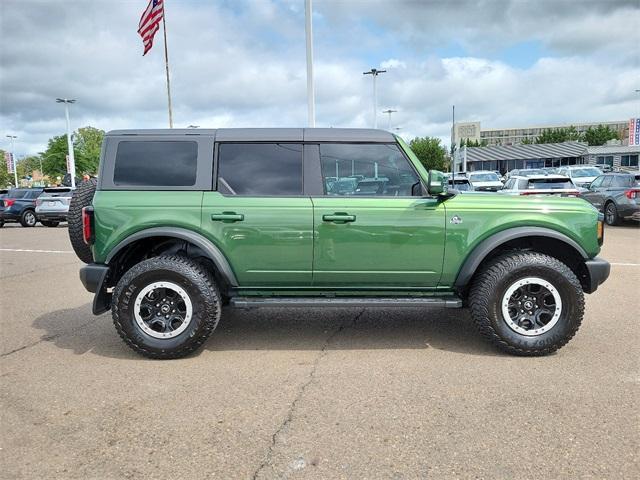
xmin=1 ymin=225 xmax=639 ymax=479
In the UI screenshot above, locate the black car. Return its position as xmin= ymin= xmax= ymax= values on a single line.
xmin=581 ymin=173 xmax=640 ymax=225
xmin=0 ymin=188 xmax=44 ymax=227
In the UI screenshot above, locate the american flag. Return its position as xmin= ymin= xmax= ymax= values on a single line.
xmin=138 ymin=0 xmax=164 ymax=56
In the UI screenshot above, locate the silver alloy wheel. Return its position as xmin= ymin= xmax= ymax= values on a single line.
xmin=605 ymin=203 xmax=616 ymax=225
xmin=501 ymin=277 xmax=562 ymax=336
xmin=24 ymin=211 xmax=36 ymax=226
xmin=133 ymin=281 xmax=193 ymax=339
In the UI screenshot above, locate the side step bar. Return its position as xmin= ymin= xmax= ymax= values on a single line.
xmin=230 ymin=297 xmax=463 ymax=309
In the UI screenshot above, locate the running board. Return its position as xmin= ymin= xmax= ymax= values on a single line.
xmin=230 ymin=297 xmax=463 ymax=309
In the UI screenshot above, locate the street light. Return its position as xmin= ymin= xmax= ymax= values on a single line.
xmin=363 ymin=68 xmax=386 ymax=128
xmin=56 ymin=98 xmax=77 ymax=188
xmin=6 ymin=135 xmax=18 ymax=187
xmin=382 ymin=109 xmax=397 ymax=130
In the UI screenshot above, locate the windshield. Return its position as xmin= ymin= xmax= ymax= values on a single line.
xmin=571 ymin=167 xmax=601 ymax=178
xmin=528 ymin=178 xmax=574 ymax=190
xmin=470 ymin=173 xmax=500 ymax=182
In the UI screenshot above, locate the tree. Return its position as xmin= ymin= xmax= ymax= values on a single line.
xmin=535 ymin=126 xmax=583 ymax=144
xmin=584 ymin=125 xmax=619 ymax=146
xmin=41 ymin=134 xmax=71 ymax=179
xmin=409 ymin=136 xmax=449 ymax=171
xmin=16 ymin=155 xmax=43 ymax=179
xmin=0 ymin=149 xmax=12 ymax=188
xmin=74 ymin=126 xmax=104 ymax=175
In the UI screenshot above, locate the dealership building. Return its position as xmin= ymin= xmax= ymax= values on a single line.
xmin=457 ymin=141 xmax=640 ymax=174
xmin=452 ymin=120 xmax=630 ymax=147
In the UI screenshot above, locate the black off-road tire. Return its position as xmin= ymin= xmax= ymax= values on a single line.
xmin=604 ymin=201 xmax=619 ymax=226
xmin=469 ymin=252 xmax=584 ymax=356
xmin=20 ymin=209 xmax=37 ymax=227
xmin=41 ymin=220 xmax=60 ymax=227
xmin=112 ymin=255 xmax=221 ymax=359
xmin=68 ymin=178 xmax=97 ymax=263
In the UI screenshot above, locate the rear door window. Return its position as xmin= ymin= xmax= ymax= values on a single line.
xmin=319 ymin=143 xmax=419 ymax=196
xmin=113 ymin=141 xmax=198 ymax=186
xmin=217 ymin=143 xmax=303 ymax=196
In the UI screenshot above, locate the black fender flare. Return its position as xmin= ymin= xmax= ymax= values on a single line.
xmin=454 ymin=227 xmax=588 ymax=288
xmin=106 ymin=227 xmax=238 ymax=287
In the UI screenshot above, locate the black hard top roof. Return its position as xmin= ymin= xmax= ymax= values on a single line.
xmin=105 ymin=128 xmax=396 ymax=143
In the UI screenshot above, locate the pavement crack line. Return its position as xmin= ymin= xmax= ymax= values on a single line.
xmin=251 ymin=308 xmax=366 ymax=480
xmin=1 ymin=316 xmax=101 ymax=358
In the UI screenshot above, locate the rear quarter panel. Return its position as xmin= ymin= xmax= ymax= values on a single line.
xmin=92 ymin=191 xmax=204 ymax=263
xmin=439 ymin=193 xmax=601 ymax=286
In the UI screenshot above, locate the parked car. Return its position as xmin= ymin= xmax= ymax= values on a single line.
xmin=448 ymin=177 xmax=473 ymax=191
xmin=70 ymin=127 xmax=609 ymax=359
xmin=581 ymin=173 xmax=640 ymax=225
xmin=505 ymin=168 xmax=548 ymax=180
xmin=467 ymin=171 xmax=503 ymax=191
xmin=35 ymin=187 xmax=74 ymax=227
xmin=500 ymin=175 xmax=581 ymax=197
xmin=0 ymin=188 xmax=44 ymax=227
xmin=593 ymin=163 xmax=613 ymax=173
xmin=557 ymin=166 xmax=602 ymax=188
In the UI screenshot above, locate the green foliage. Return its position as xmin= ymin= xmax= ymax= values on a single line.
xmin=0 ymin=149 xmax=13 ymax=188
xmin=459 ymin=138 xmax=488 ymax=148
xmin=409 ymin=136 xmax=449 ymax=171
xmin=521 ymin=137 xmax=534 ymax=144
xmin=535 ymin=125 xmax=582 ymax=144
xmin=16 ymin=155 xmax=43 ymax=179
xmin=40 ymin=126 xmax=105 ymax=178
xmin=74 ymin=126 xmax=104 ymax=175
xmin=583 ymin=125 xmax=619 ymax=146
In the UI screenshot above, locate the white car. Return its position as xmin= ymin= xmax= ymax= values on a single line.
xmin=467 ymin=171 xmax=504 ymax=192
xmin=557 ymin=166 xmax=602 ymax=188
xmin=500 ymin=174 xmax=581 ymax=197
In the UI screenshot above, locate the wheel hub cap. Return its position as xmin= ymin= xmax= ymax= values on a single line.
xmin=501 ymin=277 xmax=562 ymax=336
xmin=133 ymin=281 xmax=193 ymax=339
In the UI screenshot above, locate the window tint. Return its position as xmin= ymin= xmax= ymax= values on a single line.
xmin=114 ymin=141 xmax=198 ymax=186
xmin=611 ymin=176 xmax=633 ymax=188
xmin=527 ymin=178 xmax=574 ymax=189
xmin=319 ymin=143 xmax=419 ymax=196
xmin=217 ymin=143 xmax=303 ymax=196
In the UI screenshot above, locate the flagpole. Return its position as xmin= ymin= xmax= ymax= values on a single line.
xmin=162 ymin=1 xmax=173 ymax=128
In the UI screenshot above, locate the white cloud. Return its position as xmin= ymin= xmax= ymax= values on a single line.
xmin=0 ymin=0 xmax=638 ymax=156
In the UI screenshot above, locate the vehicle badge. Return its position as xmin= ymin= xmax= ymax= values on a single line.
xmin=450 ymin=215 xmax=463 ymax=224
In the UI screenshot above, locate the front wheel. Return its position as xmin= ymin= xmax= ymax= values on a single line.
xmin=469 ymin=252 xmax=584 ymax=356
xmin=112 ymin=255 xmax=221 ymax=359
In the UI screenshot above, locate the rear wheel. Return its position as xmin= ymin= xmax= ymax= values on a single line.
xmin=20 ymin=210 xmax=37 ymax=227
xmin=41 ymin=220 xmax=60 ymax=227
xmin=112 ymin=255 xmax=221 ymax=359
xmin=604 ymin=202 xmax=619 ymax=226
xmin=469 ymin=252 xmax=584 ymax=356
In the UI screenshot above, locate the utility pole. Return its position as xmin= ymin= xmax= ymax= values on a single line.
xmin=305 ymin=0 xmax=316 ymax=127
xmin=382 ymin=109 xmax=397 ymax=130
xmin=56 ymin=98 xmax=77 ymax=188
xmin=6 ymin=135 xmax=18 ymax=187
xmin=451 ymin=105 xmax=456 ymax=180
xmin=363 ymin=68 xmax=386 ymax=128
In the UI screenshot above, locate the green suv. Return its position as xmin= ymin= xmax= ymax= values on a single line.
xmin=71 ymin=128 xmax=610 ymax=359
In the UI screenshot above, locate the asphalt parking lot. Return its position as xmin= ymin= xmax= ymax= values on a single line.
xmin=1 ymin=223 xmax=638 ymax=479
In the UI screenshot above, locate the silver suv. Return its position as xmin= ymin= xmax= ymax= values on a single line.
xmin=35 ymin=187 xmax=74 ymax=227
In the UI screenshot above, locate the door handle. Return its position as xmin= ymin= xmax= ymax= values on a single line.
xmin=211 ymin=212 xmax=244 ymax=222
xmin=322 ymin=213 xmax=356 ymax=223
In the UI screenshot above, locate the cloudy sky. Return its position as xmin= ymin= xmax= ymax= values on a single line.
xmin=1 ymin=0 xmax=639 ymax=156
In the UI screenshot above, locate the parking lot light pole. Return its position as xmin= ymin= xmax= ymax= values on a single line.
xmin=382 ymin=109 xmax=397 ymax=130
xmin=6 ymin=135 xmax=18 ymax=187
xmin=56 ymin=98 xmax=77 ymax=188
xmin=363 ymin=69 xmax=386 ymax=129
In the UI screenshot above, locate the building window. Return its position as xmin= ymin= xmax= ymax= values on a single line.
xmin=621 ymin=154 xmax=639 ymax=167
xmin=596 ymin=155 xmax=614 ymax=167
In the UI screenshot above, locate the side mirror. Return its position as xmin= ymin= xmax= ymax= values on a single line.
xmin=427 ymin=170 xmax=447 ymax=195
